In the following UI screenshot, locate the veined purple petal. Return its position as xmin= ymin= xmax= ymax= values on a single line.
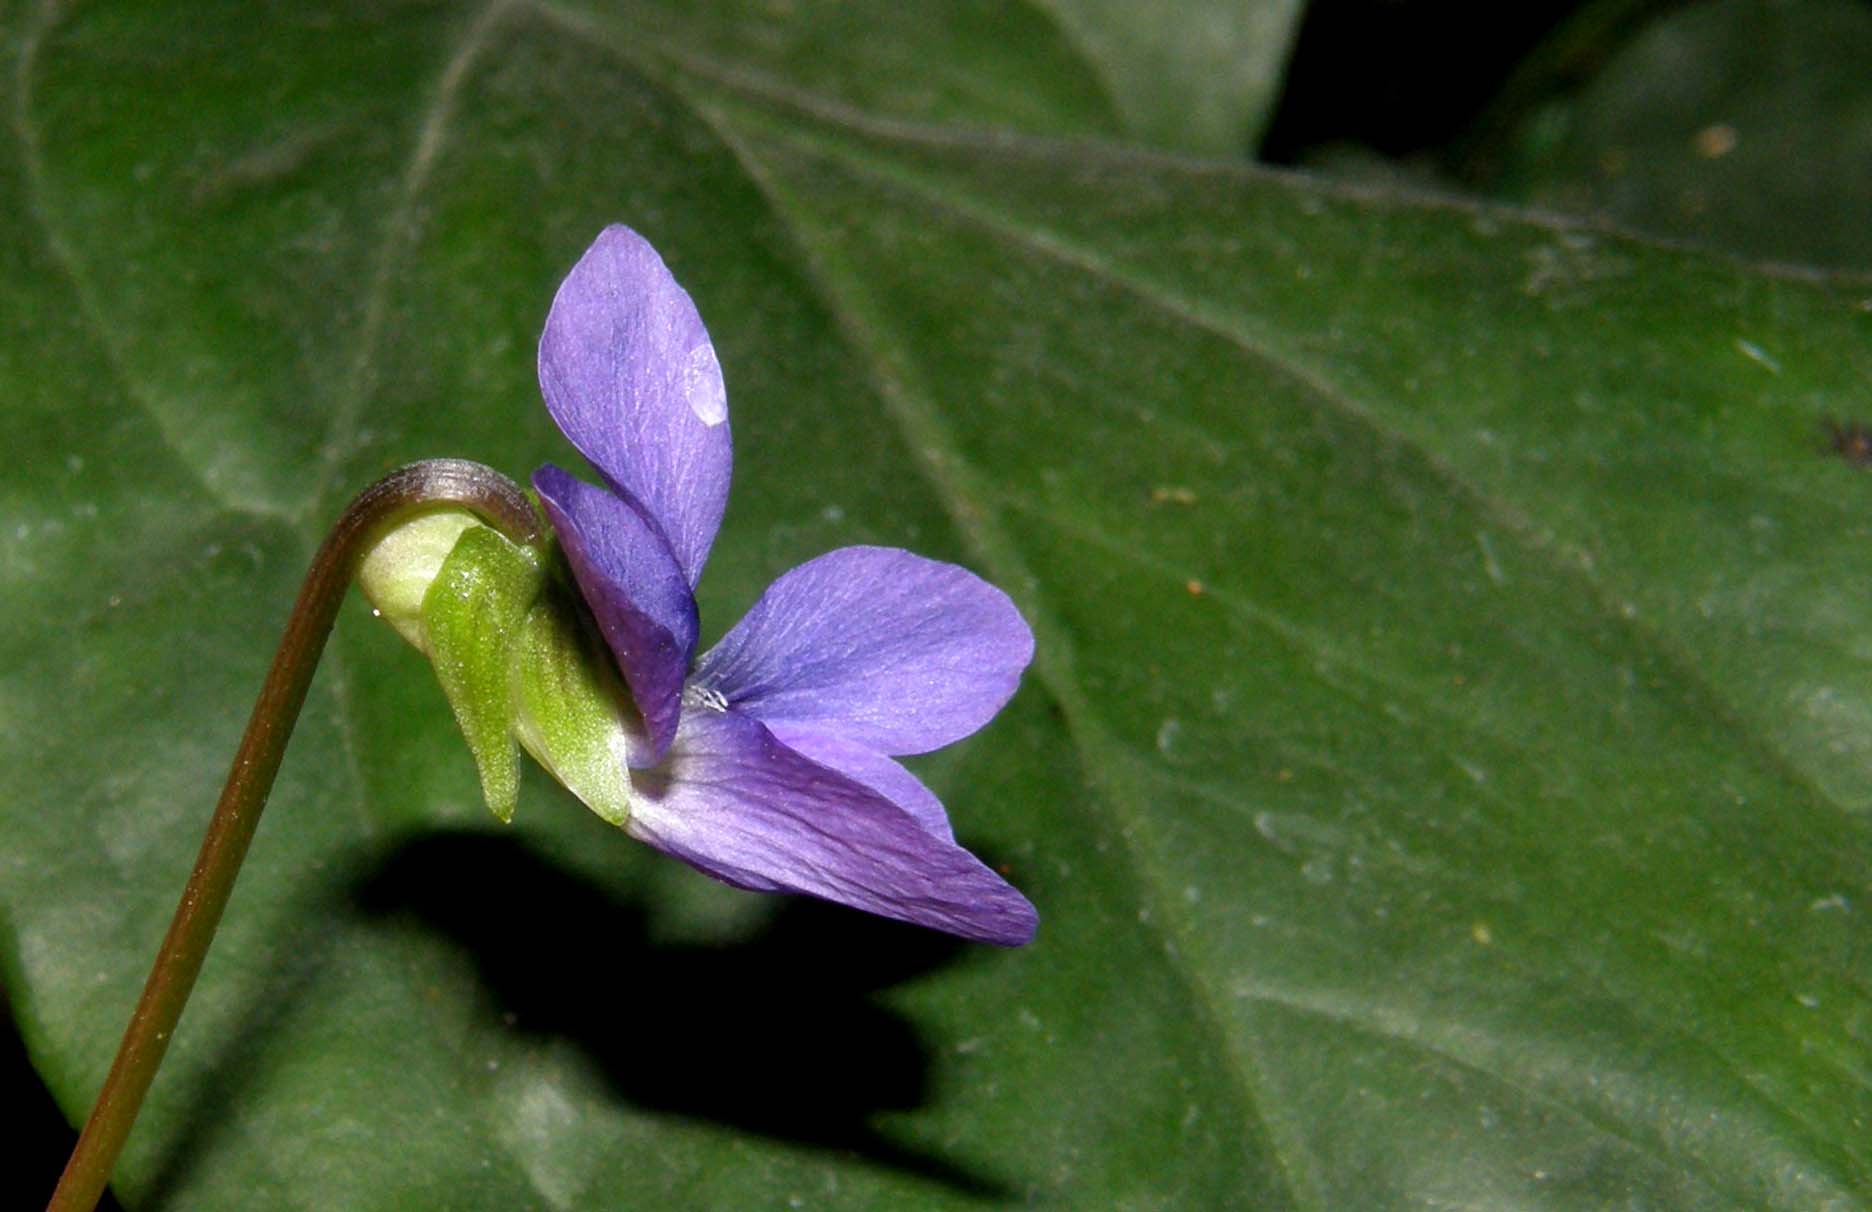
xmin=627 ymin=709 xmax=1037 ymax=946
xmin=767 ymin=724 xmax=953 ymax=841
xmin=693 ymin=547 xmax=1035 ymax=756
xmin=539 ymin=225 xmax=731 ymax=585
xmin=534 ymin=464 xmax=696 ymax=760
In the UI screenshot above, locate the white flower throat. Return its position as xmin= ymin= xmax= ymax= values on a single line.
xmin=683 ymin=683 xmax=729 ymax=712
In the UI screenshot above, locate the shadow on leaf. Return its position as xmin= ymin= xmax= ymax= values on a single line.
xmin=354 ymin=829 xmax=1015 ymax=1200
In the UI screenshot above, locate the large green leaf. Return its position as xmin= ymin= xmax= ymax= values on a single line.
xmin=5 ymin=2 xmax=1872 ymax=1209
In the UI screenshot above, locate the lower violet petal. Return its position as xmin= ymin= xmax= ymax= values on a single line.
xmin=765 ymin=723 xmax=954 ymax=842
xmin=626 ymin=708 xmax=1037 ymax=946
xmin=534 ymin=464 xmax=697 ymax=760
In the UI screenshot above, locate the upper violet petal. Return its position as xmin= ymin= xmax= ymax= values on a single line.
xmin=692 ymin=547 xmax=1035 ymax=755
xmin=766 ymin=724 xmax=954 ymax=841
xmin=538 ymin=225 xmax=731 ymax=586
xmin=627 ymin=709 xmax=1037 ymax=946
xmin=534 ymin=464 xmax=696 ymax=761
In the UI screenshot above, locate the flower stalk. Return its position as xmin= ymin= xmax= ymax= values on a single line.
xmin=46 ymin=459 xmax=541 ymax=1212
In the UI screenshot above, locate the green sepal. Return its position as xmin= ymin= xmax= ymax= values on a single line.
xmin=512 ymin=586 xmax=636 ymax=828
xmin=357 ymin=506 xmax=638 ymax=828
xmin=420 ymin=525 xmax=544 ymax=822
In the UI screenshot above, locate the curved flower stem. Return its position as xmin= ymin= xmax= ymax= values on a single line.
xmin=47 ymin=459 xmax=543 ymax=1212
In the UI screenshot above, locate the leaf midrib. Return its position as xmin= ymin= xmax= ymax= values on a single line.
xmin=616 ymin=65 xmax=1328 ymax=1212
xmin=705 ymin=130 xmax=1325 ymax=1212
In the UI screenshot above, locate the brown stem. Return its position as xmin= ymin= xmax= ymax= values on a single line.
xmin=46 ymin=459 xmax=542 ymax=1212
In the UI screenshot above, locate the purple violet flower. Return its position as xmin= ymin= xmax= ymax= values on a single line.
xmin=531 ymin=226 xmax=1038 ymax=946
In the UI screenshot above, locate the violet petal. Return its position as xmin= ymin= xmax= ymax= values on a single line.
xmin=534 ymin=464 xmax=695 ymax=760
xmin=627 ymin=709 xmax=1037 ymax=946
xmin=692 ymin=546 xmax=1034 ymax=756
xmin=538 ymin=225 xmax=731 ymax=585
xmin=766 ymin=723 xmax=954 ymax=841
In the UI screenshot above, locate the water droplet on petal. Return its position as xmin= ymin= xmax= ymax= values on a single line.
xmin=684 ymin=342 xmax=727 ymax=427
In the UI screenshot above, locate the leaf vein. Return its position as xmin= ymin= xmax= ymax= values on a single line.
xmin=10 ymin=0 xmax=291 ymax=523
xmin=1238 ymin=980 xmax=1862 ymax=1209
xmin=311 ymin=0 xmax=518 ymax=515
